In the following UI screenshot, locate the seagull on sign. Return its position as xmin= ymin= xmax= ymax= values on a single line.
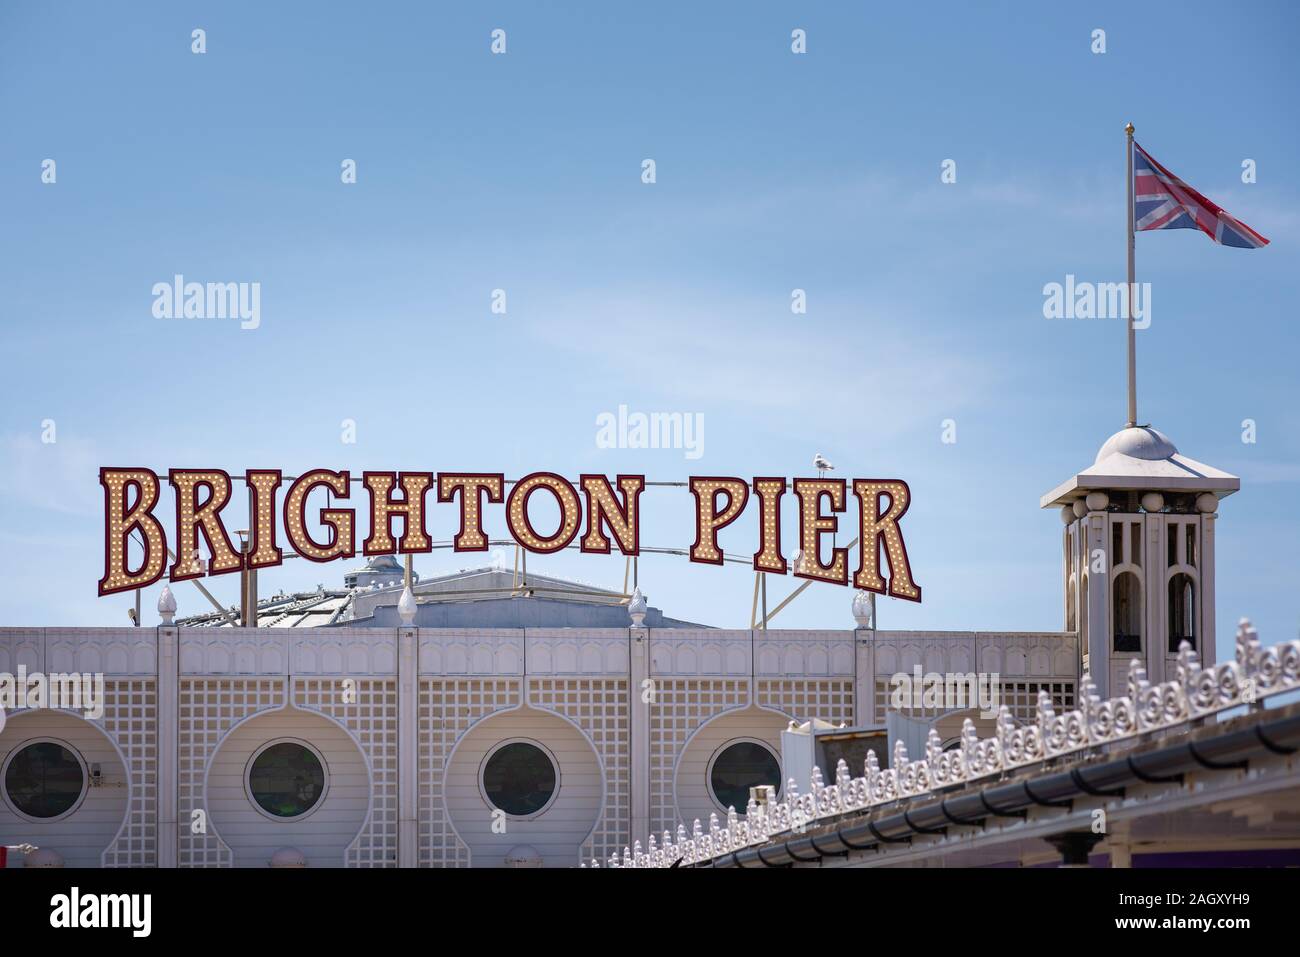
xmin=813 ymin=452 xmax=834 ymax=477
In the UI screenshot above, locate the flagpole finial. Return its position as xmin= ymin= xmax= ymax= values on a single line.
xmin=1125 ymin=122 xmax=1135 ymax=136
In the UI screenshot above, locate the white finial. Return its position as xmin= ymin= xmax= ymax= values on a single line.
xmin=628 ymin=587 xmax=648 ymax=628
xmin=398 ymin=585 xmax=417 ymax=626
xmin=157 ymin=585 xmax=177 ymax=625
xmin=851 ymin=589 xmax=874 ymax=628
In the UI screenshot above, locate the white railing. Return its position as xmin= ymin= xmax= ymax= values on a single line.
xmin=600 ymin=619 xmax=1300 ymax=868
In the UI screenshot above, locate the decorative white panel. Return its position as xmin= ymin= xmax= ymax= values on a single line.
xmin=873 ymin=632 xmax=979 ymax=678
xmin=873 ymin=632 xmax=1077 ymax=681
xmin=650 ymin=629 xmax=750 ymax=677
xmin=418 ymin=629 xmax=524 ymax=676
xmin=527 ymin=629 xmax=628 ymax=676
xmin=755 ymin=630 xmax=855 ymax=678
xmin=0 ymin=628 xmax=43 ymax=673
xmin=293 ymin=628 xmax=396 ymax=675
xmin=179 ymin=629 xmax=287 ymax=675
xmin=46 ymin=628 xmax=156 ymax=676
xmin=973 ymin=632 xmax=1078 ymax=680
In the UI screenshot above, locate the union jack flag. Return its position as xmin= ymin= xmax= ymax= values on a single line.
xmin=1133 ymin=141 xmax=1269 ymax=248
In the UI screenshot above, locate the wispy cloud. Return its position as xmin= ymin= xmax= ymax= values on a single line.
xmin=526 ymin=288 xmax=993 ymax=441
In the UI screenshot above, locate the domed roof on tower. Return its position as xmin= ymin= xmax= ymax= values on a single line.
xmin=1094 ymin=425 xmax=1179 ymax=463
xmin=1041 ymin=423 xmax=1239 ymax=509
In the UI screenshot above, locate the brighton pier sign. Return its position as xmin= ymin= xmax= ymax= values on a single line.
xmin=97 ymin=469 xmax=922 ymax=603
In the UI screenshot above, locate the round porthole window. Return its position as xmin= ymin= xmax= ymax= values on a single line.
xmin=481 ymin=740 xmax=558 ymax=817
xmin=708 ymin=740 xmax=781 ymax=814
xmin=3 ymin=739 xmax=87 ymax=822
xmin=246 ymin=740 xmax=328 ymax=820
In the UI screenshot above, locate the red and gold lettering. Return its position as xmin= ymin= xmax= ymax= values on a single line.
xmin=363 ymin=471 xmax=433 ymax=555
xmin=284 ymin=469 xmax=355 ymax=562
xmin=792 ymin=478 xmax=848 ymax=585
xmin=853 ymin=479 xmax=921 ymax=602
xmin=437 ymin=473 xmax=504 ymax=551
xmin=508 ymin=472 xmax=582 ymax=554
xmin=579 ymin=474 xmax=644 ymax=555
xmin=689 ymin=477 xmax=749 ymax=565
xmin=98 ymin=468 xmax=168 ymax=596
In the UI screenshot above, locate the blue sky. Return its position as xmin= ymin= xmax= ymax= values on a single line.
xmin=1 ymin=2 xmax=1297 ymax=664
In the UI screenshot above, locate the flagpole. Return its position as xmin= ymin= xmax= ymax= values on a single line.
xmin=1125 ymin=122 xmax=1137 ymax=428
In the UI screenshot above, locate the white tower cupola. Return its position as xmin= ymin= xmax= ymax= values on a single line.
xmin=1041 ymin=426 xmax=1238 ymax=698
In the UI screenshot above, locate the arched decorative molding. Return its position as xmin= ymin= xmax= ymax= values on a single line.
xmin=649 ymin=679 xmax=751 ymax=837
xmin=196 ymin=699 xmax=373 ymax=866
xmin=193 ymin=694 xmax=292 ymax=867
xmin=442 ymin=699 xmax=606 ymax=866
xmin=419 ymin=677 xmax=522 ymax=867
xmin=1111 ymin=569 xmax=1144 ymax=654
xmin=292 ymin=678 xmax=391 ymax=866
xmin=2 ymin=708 xmax=136 ymax=865
xmin=273 ymin=697 xmax=378 ymax=863
xmin=97 ymin=679 xmax=158 ymax=867
xmin=525 ymin=682 xmax=620 ymax=864
xmin=1164 ymin=568 xmax=1200 ymax=657
xmin=672 ymin=704 xmax=790 ymax=826
xmin=178 ymin=677 xmax=286 ymax=867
